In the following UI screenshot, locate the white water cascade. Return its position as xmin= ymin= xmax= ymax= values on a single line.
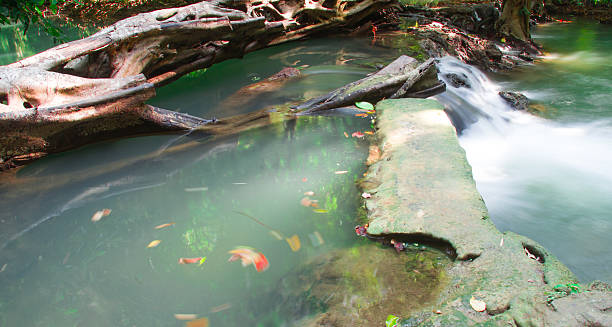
xmin=435 ymin=56 xmax=612 ymax=283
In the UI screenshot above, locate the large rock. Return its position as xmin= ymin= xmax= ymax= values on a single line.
xmin=360 ymin=98 xmax=611 ymax=326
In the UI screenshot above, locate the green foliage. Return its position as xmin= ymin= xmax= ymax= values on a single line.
xmin=546 ymin=283 xmax=582 ymax=303
xmin=0 ymin=0 xmax=70 ymax=38
xmin=398 ymin=0 xmax=439 ymax=7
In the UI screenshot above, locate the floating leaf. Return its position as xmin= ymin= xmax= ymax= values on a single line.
xmin=210 ymin=303 xmax=232 ymax=313
xmin=313 ymin=209 xmax=329 ymax=213
xmin=91 ymin=209 xmax=111 ymax=222
xmin=308 ymin=231 xmax=325 ymax=247
xmin=186 ymin=317 xmax=209 ymax=327
xmin=147 ymin=240 xmax=161 ymax=248
xmin=355 ymin=113 xmax=368 ymax=117
xmin=470 ymin=296 xmax=486 ymax=312
xmin=351 ymin=131 xmax=365 ymax=138
xmin=228 ymin=247 xmax=269 ymax=272
xmin=335 ymin=170 xmax=348 ymax=174
xmin=179 ymin=257 xmax=203 ymax=264
xmin=175 ymin=314 xmax=198 ymax=320
xmin=285 ymin=235 xmax=301 ymax=252
xmin=155 ymin=222 xmax=175 ymax=229
xmin=355 ymin=101 xmax=374 ymax=110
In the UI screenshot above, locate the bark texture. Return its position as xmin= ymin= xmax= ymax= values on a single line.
xmin=497 ymin=0 xmax=532 ymax=41
xmin=0 ymin=0 xmax=392 ymax=169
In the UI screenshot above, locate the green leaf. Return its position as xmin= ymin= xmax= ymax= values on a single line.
xmin=355 ymin=101 xmax=374 ymax=111
xmin=385 ymin=315 xmax=399 ymax=327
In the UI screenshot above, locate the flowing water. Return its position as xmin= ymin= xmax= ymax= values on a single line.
xmin=0 ymin=28 xmax=448 ymax=326
xmin=436 ymin=20 xmax=612 ymax=283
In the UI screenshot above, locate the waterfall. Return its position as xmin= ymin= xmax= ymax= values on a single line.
xmin=434 ymin=56 xmax=612 ymax=282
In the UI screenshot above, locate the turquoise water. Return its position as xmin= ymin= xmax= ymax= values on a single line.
xmin=0 ymin=29 xmax=436 ymax=326
xmin=453 ymin=20 xmax=612 ymax=283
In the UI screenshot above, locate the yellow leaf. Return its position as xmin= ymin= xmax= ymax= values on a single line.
xmin=285 ymin=235 xmax=301 ymax=252
xmin=313 ymin=209 xmax=329 ymax=213
xmin=147 ymin=240 xmax=161 ymax=248
xmin=155 ymin=222 xmax=175 ymax=229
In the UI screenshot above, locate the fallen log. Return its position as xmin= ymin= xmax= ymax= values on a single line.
xmin=295 ymin=56 xmax=445 ymax=114
xmin=0 ymin=0 xmax=392 ymax=169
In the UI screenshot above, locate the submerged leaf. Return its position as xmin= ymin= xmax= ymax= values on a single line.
xmin=179 ymin=257 xmax=203 ymax=264
xmin=355 ymin=101 xmax=374 ymax=110
xmin=335 ymin=170 xmax=348 ymax=174
xmin=304 ymin=191 xmax=315 ymax=196
xmin=147 ymin=240 xmax=161 ymax=248
xmin=313 ymin=209 xmax=329 ymax=213
xmin=343 ymin=132 xmax=349 ymax=138
xmin=285 ymin=235 xmax=301 ymax=252
xmin=351 ymin=131 xmax=365 ymax=138
xmin=355 ymin=113 xmax=368 ymax=117
xmin=269 ymin=230 xmax=284 ymax=240
xmin=155 ymin=222 xmax=175 ymax=229
xmin=91 ymin=209 xmax=111 ymax=222
xmin=174 ymin=314 xmax=198 ymax=320
xmin=186 ymin=317 xmax=209 ymax=327
xmin=470 ymin=296 xmax=486 ymax=312
xmin=228 ymin=247 xmax=269 ymax=272
xmin=198 ymin=257 xmax=207 ymax=265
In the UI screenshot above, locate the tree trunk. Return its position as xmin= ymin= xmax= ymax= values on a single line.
xmin=497 ymin=0 xmax=532 ymax=41
xmin=0 ymin=0 xmax=392 ymax=169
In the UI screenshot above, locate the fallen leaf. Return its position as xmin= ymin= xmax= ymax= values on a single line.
xmin=179 ymin=257 xmax=203 ymax=264
xmin=355 ymin=101 xmax=374 ymax=110
xmin=300 ymin=197 xmax=313 ymax=207
xmin=308 ymin=231 xmax=325 ymax=247
xmin=91 ymin=209 xmax=111 ymax=222
xmin=147 ymin=240 xmax=161 ymax=248
xmin=313 ymin=209 xmax=329 ymax=213
xmin=361 ymin=192 xmax=372 ymax=199
xmin=364 ymin=131 xmax=375 ymax=135
xmin=155 ymin=222 xmax=175 ymax=229
xmin=470 ymin=296 xmax=486 ymax=312
xmin=269 ymin=230 xmax=284 ymax=240
xmin=186 ymin=317 xmax=209 ymax=327
xmin=351 ymin=131 xmax=365 ymax=138
xmin=184 ymin=187 xmax=208 ymax=192
xmin=228 ymin=247 xmax=269 ymax=272
xmin=304 ymin=191 xmax=315 ymax=196
xmin=343 ymin=132 xmax=349 ymax=138
xmin=285 ymin=235 xmax=301 ymax=252
xmin=210 ymin=303 xmax=232 ymax=313
xmin=174 ymin=314 xmax=198 ymax=320
xmin=366 ymin=145 xmax=381 ymax=165
xmin=355 ymin=113 xmax=368 ymax=117
xmin=335 ymin=170 xmax=348 ymax=174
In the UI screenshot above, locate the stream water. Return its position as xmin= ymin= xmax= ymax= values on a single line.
xmin=436 ymin=20 xmax=612 ymax=284
xmin=1 ymin=18 xmax=610 ymax=326
xmin=0 ymin=26 xmax=448 ymax=326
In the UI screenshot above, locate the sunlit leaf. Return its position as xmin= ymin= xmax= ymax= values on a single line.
xmin=355 ymin=101 xmax=374 ymax=110
xmin=91 ymin=209 xmax=111 ymax=222
xmin=147 ymin=240 xmax=161 ymax=248
xmin=155 ymin=222 xmax=176 ymax=229
xmin=285 ymin=235 xmax=301 ymax=252
xmin=386 ymin=314 xmax=400 ymax=327
xmin=174 ymin=314 xmax=198 ymax=320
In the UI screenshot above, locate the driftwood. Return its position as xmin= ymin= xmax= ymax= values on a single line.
xmin=0 ymin=0 xmax=392 ymax=169
xmin=295 ymin=56 xmax=445 ymax=114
